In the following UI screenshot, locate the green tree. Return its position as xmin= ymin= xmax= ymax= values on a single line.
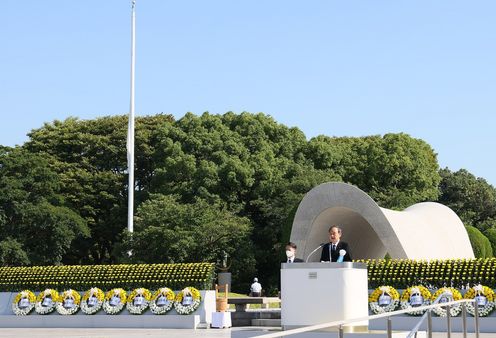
xmin=438 ymin=168 xmax=496 ymax=228
xmin=306 ymin=133 xmax=441 ymax=209
xmin=0 ymin=238 xmax=29 ymax=266
xmin=483 ymin=226 xmax=496 ymax=257
xmin=118 ymin=194 xmax=255 ymax=290
xmin=149 ymin=112 xmax=339 ymax=291
xmin=0 ymin=147 xmax=88 ymax=265
xmin=466 ymin=225 xmax=493 ymax=258
xmin=24 ymin=114 xmax=173 ymax=264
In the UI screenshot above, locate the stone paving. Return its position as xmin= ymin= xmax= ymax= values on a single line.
xmin=0 ymin=328 xmax=496 ymax=338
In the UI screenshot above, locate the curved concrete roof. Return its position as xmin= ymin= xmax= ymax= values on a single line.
xmin=291 ymin=182 xmax=474 ymax=261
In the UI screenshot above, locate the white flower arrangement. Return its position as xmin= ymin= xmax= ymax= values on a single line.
xmin=464 ymin=284 xmax=495 ymax=317
xmin=56 ymin=289 xmax=81 ymax=315
xmin=35 ymin=289 xmax=59 ymax=315
xmin=369 ymin=286 xmax=400 ymax=314
xmin=399 ymin=286 xmax=432 ymax=316
xmin=149 ymin=287 xmax=175 ymax=315
xmin=103 ymin=288 xmax=127 ymax=315
xmin=126 ymin=288 xmax=152 ymax=315
xmin=431 ymin=287 xmax=462 ymax=317
xmin=12 ymin=290 xmax=36 ymax=316
xmin=81 ymin=287 xmax=105 ymax=315
xmin=174 ymin=287 xmax=201 ymax=315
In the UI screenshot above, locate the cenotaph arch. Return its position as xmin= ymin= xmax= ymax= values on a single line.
xmin=290 ymin=182 xmax=474 ymax=261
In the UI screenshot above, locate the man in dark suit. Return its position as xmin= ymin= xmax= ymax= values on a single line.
xmin=285 ymin=242 xmax=304 ymax=263
xmin=320 ymin=225 xmax=352 ymax=262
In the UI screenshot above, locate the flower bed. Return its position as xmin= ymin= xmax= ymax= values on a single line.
xmin=0 ymin=263 xmax=214 ymax=292
xmin=356 ymin=258 xmax=496 ymax=289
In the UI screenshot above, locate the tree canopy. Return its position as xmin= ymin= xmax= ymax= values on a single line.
xmin=0 ymin=112 xmax=494 ymax=292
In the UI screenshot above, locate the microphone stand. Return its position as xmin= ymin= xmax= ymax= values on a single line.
xmin=305 ymin=243 xmax=325 ymax=262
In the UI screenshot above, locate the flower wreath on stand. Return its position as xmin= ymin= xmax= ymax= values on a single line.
xmin=35 ymin=289 xmax=59 ymax=315
xmin=103 ymin=288 xmax=127 ymax=315
xmin=81 ymin=287 xmax=105 ymax=315
xmin=126 ymin=288 xmax=152 ymax=314
xmin=431 ymin=287 xmax=463 ymax=317
xmin=369 ymin=286 xmax=400 ymax=314
xmin=464 ymin=284 xmax=495 ymax=317
xmin=150 ymin=287 xmax=175 ymax=315
xmin=174 ymin=287 xmax=202 ymax=315
xmin=12 ymin=290 xmax=36 ymax=316
xmin=400 ymin=286 xmax=432 ymax=316
xmin=56 ymin=289 xmax=81 ymax=315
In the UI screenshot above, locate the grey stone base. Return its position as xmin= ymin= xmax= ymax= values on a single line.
xmin=0 ymin=314 xmax=200 ymax=329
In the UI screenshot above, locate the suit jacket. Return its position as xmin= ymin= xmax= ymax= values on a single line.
xmin=284 ymin=257 xmax=304 ymax=263
xmin=319 ymin=241 xmax=352 ymax=262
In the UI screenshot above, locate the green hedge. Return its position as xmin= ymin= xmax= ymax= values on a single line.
xmin=0 ymin=263 xmax=215 ymax=292
xmin=357 ymin=258 xmax=496 ymax=289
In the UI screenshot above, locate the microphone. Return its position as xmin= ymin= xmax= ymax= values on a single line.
xmin=305 ymin=243 xmax=325 ymax=262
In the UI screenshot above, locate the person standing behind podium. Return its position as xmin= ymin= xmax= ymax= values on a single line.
xmin=285 ymin=242 xmax=304 ymax=263
xmin=320 ymin=225 xmax=352 ymax=262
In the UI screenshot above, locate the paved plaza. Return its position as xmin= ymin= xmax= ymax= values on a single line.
xmin=0 ymin=328 xmax=495 ymax=338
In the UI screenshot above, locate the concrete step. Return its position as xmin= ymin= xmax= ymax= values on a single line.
xmin=251 ymin=319 xmax=281 ymax=327
xmin=231 ymin=311 xmax=280 ymax=319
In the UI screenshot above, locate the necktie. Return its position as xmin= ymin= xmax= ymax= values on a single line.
xmin=332 ymin=244 xmax=336 ymax=251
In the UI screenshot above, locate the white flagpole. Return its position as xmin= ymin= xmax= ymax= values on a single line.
xmin=127 ymin=0 xmax=136 ymax=233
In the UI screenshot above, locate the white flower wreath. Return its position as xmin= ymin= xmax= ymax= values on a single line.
xmin=431 ymin=287 xmax=462 ymax=317
xmin=149 ymin=287 xmax=175 ymax=315
xmin=103 ymin=288 xmax=127 ymax=315
xmin=174 ymin=287 xmax=202 ymax=315
xmin=369 ymin=286 xmax=400 ymax=314
xmin=35 ymin=289 xmax=59 ymax=315
xmin=126 ymin=288 xmax=151 ymax=315
xmin=400 ymin=286 xmax=432 ymax=316
xmin=56 ymin=289 xmax=81 ymax=315
xmin=464 ymin=284 xmax=496 ymax=317
xmin=12 ymin=290 xmax=36 ymax=316
xmin=81 ymin=287 xmax=105 ymax=315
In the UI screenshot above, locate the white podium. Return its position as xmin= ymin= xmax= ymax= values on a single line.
xmin=281 ymin=262 xmax=368 ymax=330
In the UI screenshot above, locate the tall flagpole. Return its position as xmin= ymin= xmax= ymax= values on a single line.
xmin=127 ymin=0 xmax=136 ymax=233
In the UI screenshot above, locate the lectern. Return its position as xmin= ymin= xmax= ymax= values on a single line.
xmin=281 ymin=262 xmax=368 ymax=330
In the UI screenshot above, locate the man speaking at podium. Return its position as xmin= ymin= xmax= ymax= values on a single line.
xmin=320 ymin=225 xmax=352 ymax=262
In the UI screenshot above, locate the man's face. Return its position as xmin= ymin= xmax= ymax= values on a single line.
xmin=285 ymin=246 xmax=296 ymax=257
xmin=329 ymin=227 xmax=341 ymax=244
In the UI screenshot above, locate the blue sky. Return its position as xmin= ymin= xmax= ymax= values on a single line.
xmin=2 ymin=1 xmax=496 ymax=186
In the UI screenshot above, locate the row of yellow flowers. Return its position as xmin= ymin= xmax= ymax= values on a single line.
xmin=12 ymin=286 xmax=202 ymax=316
xmin=356 ymin=259 xmax=496 ymax=289
xmin=0 ymin=263 xmax=214 ymax=292
xmin=369 ymin=284 xmax=496 ymax=317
